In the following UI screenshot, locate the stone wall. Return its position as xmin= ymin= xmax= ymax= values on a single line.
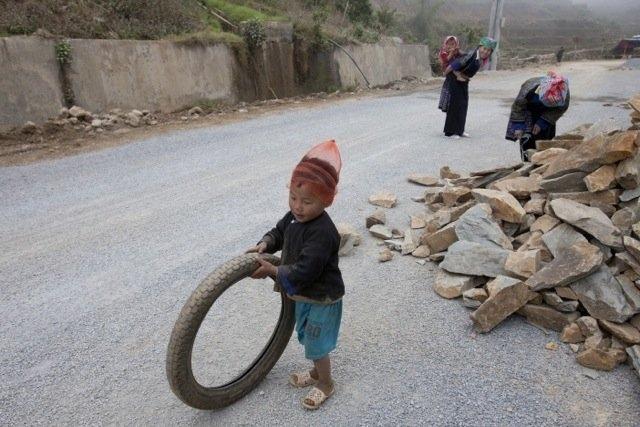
xmin=0 ymin=34 xmax=432 ymax=129
xmin=334 ymin=40 xmax=431 ymax=88
xmin=68 ymin=39 xmax=237 ymax=113
xmin=501 ymin=48 xmax=610 ymax=70
xmin=0 ymin=37 xmax=64 ymax=128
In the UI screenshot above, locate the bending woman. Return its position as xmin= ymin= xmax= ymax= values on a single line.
xmin=505 ymin=71 xmax=570 ymax=161
xmin=441 ymin=36 xmax=496 ymax=139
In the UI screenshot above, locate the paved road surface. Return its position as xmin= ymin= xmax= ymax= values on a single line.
xmin=2 ymin=61 xmax=639 ymax=425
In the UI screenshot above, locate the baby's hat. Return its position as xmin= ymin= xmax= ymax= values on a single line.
xmin=290 ymin=140 xmax=342 ymax=206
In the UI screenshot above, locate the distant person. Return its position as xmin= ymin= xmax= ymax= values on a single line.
xmin=556 ymin=46 xmax=565 ymax=63
xmin=505 ymin=71 xmax=570 ymax=161
xmin=437 ymin=35 xmax=462 ymax=112
xmin=440 ymin=36 xmax=497 ymax=139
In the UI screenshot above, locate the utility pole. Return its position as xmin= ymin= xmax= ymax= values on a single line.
xmin=487 ymin=0 xmax=505 ymax=71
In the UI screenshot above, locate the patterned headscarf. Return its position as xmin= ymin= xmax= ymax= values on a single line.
xmin=290 ymin=140 xmax=342 ymax=207
xmin=537 ymin=71 xmax=569 ymax=107
xmin=479 ymin=36 xmax=497 ymax=51
xmin=442 ymin=35 xmax=459 ymax=50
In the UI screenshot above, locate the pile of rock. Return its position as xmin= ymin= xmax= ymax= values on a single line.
xmin=21 ymin=105 xmax=158 ymax=136
xmin=366 ymin=109 xmax=640 ymax=376
xmin=630 ymin=96 xmax=640 ymax=131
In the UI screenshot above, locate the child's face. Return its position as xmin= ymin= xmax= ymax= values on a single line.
xmin=445 ymin=40 xmax=457 ymax=51
xmin=289 ymin=183 xmax=325 ymax=223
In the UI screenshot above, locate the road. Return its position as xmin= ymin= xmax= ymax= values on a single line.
xmin=1 ymin=60 xmax=639 ymax=426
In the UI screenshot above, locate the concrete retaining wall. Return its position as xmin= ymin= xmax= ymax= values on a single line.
xmin=501 ymin=48 xmax=610 ymax=70
xmin=334 ymin=41 xmax=431 ymax=87
xmin=0 ymin=37 xmax=64 ymax=127
xmin=0 ymin=35 xmax=432 ymax=128
xmin=69 ymin=39 xmax=236 ymax=113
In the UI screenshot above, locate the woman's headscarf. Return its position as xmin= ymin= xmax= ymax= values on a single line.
xmin=479 ymin=36 xmax=497 ymax=51
xmin=537 ymin=71 xmax=569 ymax=107
xmin=442 ymin=35 xmax=459 ymax=50
xmin=290 ymin=140 xmax=342 ymax=207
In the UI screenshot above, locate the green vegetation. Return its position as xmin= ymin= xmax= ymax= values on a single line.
xmin=241 ymin=19 xmax=267 ymax=51
xmin=336 ymin=0 xmax=373 ymax=25
xmin=172 ymin=30 xmax=243 ymax=47
xmin=0 ymin=0 xmax=401 ymax=47
xmin=54 ymin=40 xmax=72 ymax=64
xmin=204 ymin=0 xmax=282 ymax=22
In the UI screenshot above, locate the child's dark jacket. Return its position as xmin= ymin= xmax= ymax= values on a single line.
xmin=260 ymin=211 xmax=344 ymax=303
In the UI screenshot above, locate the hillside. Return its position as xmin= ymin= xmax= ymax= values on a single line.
xmin=1 ymin=0 xmax=636 ymax=58
xmin=373 ymin=0 xmax=634 ymax=55
xmin=0 ymin=1 xmax=389 ymax=45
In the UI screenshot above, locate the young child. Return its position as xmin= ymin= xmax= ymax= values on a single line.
xmin=438 ymin=35 xmax=461 ymax=73
xmin=246 ymin=140 xmax=344 ymax=410
xmin=438 ymin=35 xmax=463 ymax=112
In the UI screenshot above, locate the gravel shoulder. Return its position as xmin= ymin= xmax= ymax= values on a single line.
xmin=1 ymin=60 xmax=639 ymax=425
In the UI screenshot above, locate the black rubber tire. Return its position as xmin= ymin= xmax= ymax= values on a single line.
xmin=166 ymin=253 xmax=295 ymax=410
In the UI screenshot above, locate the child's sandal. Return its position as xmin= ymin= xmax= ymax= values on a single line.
xmin=288 ymin=371 xmax=318 ymax=388
xmin=301 ymin=386 xmax=334 ymax=410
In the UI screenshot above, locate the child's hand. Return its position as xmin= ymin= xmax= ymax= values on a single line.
xmin=251 ymin=257 xmax=277 ymax=280
xmin=245 ymin=241 xmax=267 ymax=254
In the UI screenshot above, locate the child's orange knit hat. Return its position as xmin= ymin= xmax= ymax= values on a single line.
xmin=290 ymin=140 xmax=342 ymax=207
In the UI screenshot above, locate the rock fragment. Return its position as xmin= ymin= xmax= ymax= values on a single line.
xmin=571 ymin=267 xmax=634 ymax=323
xmin=369 ymin=224 xmax=393 ymax=240
xmin=454 ymin=204 xmax=512 ymax=250
xmin=541 ymin=223 xmax=587 ymax=258
xmin=517 ymin=304 xmax=580 ymax=332
xmin=336 ymin=223 xmax=361 ymax=256
xmin=505 ymin=250 xmax=541 ymax=279
xmin=408 ymin=174 xmax=441 ymax=187
xmin=550 ymin=198 xmax=623 ymax=248
xmin=525 ymin=241 xmax=603 ymax=291
xmin=470 ymin=276 xmax=530 ymax=333
xmin=422 ymin=222 xmax=458 ymax=253
xmin=366 ymin=209 xmax=386 ymax=228
xmin=627 ymin=345 xmax=640 ymax=378
xmin=440 ymin=241 xmax=511 ymax=278
xmin=440 ymin=166 xmax=461 ymax=179
xmin=576 ymin=348 xmax=625 ymax=371
xmin=540 ymin=172 xmax=588 ymax=193
xmin=471 ymin=189 xmax=526 ymax=223
xmin=378 ymin=248 xmax=393 ymax=262
xmin=491 ymin=176 xmax=541 ymax=198
xmin=598 ymin=320 xmax=640 ymax=344
xmin=560 ymin=323 xmax=585 ymax=343
xmin=584 ymin=165 xmax=617 ymax=192
xmin=411 ymin=245 xmax=431 ymax=258
xmin=369 ymin=192 xmax=397 ymax=208
xmin=433 ymin=269 xmax=483 ymax=299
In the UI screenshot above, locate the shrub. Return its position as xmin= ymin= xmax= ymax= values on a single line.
xmin=241 ymin=18 xmax=266 ymax=51
xmin=336 ymin=0 xmax=373 ymax=25
xmin=55 ymin=39 xmax=72 ymax=64
xmin=375 ymin=6 xmax=396 ymax=34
